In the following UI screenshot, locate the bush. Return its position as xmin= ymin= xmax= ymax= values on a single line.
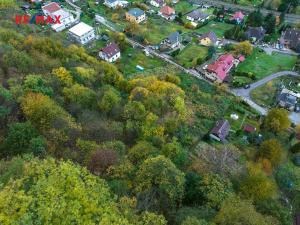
xmin=290 ymin=142 xmax=300 ymax=154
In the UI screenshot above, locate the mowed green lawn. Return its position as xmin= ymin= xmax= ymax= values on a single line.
xmin=196 ymin=21 xmax=234 ymax=38
xmin=174 ymin=1 xmax=197 ymax=14
xmin=175 ymin=43 xmax=208 ymax=68
xmin=142 ymin=17 xmax=190 ymax=44
xmin=235 ymin=49 xmax=297 ymax=80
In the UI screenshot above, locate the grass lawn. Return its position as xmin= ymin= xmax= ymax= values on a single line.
xmin=174 ymin=1 xmax=197 ymax=15
xmin=235 ymin=49 xmax=297 ymax=80
xmin=175 ymin=43 xmax=208 ymax=68
xmin=141 ymin=17 xmax=190 ymax=44
xmin=116 ymin=47 xmax=167 ymax=77
xmin=196 ymin=21 xmax=234 ymax=38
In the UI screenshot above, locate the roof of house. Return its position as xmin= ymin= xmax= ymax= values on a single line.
xmin=207 ymin=54 xmax=235 ymax=81
xmin=187 ymin=10 xmax=208 ymax=20
xmin=282 ymin=28 xmax=300 ymax=49
xmin=159 ymin=5 xmax=175 ymax=16
xmin=230 ymin=11 xmax=245 ymax=20
xmin=243 ymin=124 xmax=256 ymax=133
xmin=278 ymin=92 xmax=297 ymax=107
xmin=245 ymin=27 xmax=266 ymax=40
xmin=211 ymin=120 xmax=230 ymax=141
xmin=127 ymin=8 xmax=145 ymax=17
xmin=152 ymin=0 xmax=164 ymax=5
xmin=199 ymin=31 xmax=217 ymax=44
xmin=167 ymin=31 xmax=180 ymax=44
xmin=69 ymin=22 xmax=94 ymax=36
xmin=42 ymin=2 xmax=61 ymax=14
xmin=101 ymin=42 xmax=120 ymax=58
xmin=53 ymin=9 xmax=73 ymax=19
xmin=294 ymin=213 xmax=300 ymax=225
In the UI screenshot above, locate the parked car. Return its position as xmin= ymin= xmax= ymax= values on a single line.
xmin=295 ymin=105 xmax=300 ymax=113
xmin=244 ymin=84 xmax=251 ymax=89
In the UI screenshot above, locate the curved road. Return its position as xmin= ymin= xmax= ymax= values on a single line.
xmin=231 ymin=71 xmax=300 ymax=123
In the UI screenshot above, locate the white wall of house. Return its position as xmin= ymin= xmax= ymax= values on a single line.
xmin=99 ymin=52 xmax=121 ymax=63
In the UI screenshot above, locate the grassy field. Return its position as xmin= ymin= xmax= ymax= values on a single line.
xmin=196 ymin=21 xmax=234 ymax=38
xmin=141 ymin=17 xmax=190 ymax=44
xmin=175 ymin=43 xmax=208 ymax=68
xmin=235 ymin=49 xmax=297 ymax=80
xmin=174 ymin=1 xmax=197 ymax=15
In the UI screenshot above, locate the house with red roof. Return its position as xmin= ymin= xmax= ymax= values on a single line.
xmin=206 ymin=54 xmax=235 ymax=82
xmin=230 ymin=11 xmax=245 ymax=24
xmin=42 ymin=2 xmax=75 ymax=32
xmin=99 ymin=43 xmax=121 ymax=63
xmin=158 ymin=5 xmax=176 ymax=20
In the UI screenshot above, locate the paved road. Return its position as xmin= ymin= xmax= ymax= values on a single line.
xmin=231 ymin=71 xmax=300 ymax=123
xmin=232 ymin=71 xmax=300 ymax=98
xmin=190 ymin=0 xmax=300 ymax=24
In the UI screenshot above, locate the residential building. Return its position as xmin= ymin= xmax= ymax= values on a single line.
xmin=245 ymin=27 xmax=266 ymax=43
xmin=210 ymin=120 xmax=230 ymax=142
xmin=280 ymin=28 xmax=300 ymax=51
xmin=186 ymin=10 xmax=209 ymax=23
xmin=68 ymin=22 xmax=95 ymax=44
xmin=42 ymin=2 xmax=75 ymax=32
xmin=278 ymin=89 xmax=298 ymax=111
xmin=230 ymin=11 xmax=245 ymax=24
xmin=104 ymin=0 xmax=129 ymax=9
xmin=126 ymin=8 xmax=146 ymax=23
xmin=199 ymin=31 xmax=217 ymax=46
xmin=159 ymin=5 xmax=176 ymax=20
xmin=161 ymin=31 xmax=181 ymax=49
xmin=99 ymin=42 xmax=121 ymax=63
xmin=206 ymin=54 xmax=235 ymax=82
xmin=149 ymin=0 xmax=165 ymax=8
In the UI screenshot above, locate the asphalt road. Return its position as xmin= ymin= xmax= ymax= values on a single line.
xmin=190 ymin=0 xmax=300 ymax=24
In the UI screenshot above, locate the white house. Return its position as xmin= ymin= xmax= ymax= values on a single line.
xmin=68 ymin=22 xmax=95 ymax=44
xmin=186 ymin=10 xmax=209 ymax=23
xmin=149 ymin=0 xmax=165 ymax=7
xmin=42 ymin=2 xmax=75 ymax=32
xmin=99 ymin=42 xmax=121 ymax=63
xmin=104 ymin=0 xmax=129 ymax=9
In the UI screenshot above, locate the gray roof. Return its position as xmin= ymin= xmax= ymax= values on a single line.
xmin=282 ymin=28 xmax=300 ymax=49
xmin=187 ymin=10 xmax=208 ymax=20
xmin=278 ymin=93 xmax=297 ymax=107
xmin=167 ymin=31 xmax=180 ymax=44
xmin=245 ymin=27 xmax=266 ymax=41
xmin=106 ymin=0 xmax=117 ymax=3
xmin=199 ymin=31 xmax=217 ymax=44
xmin=211 ymin=120 xmax=230 ymax=141
xmin=128 ymin=8 xmax=145 ymax=17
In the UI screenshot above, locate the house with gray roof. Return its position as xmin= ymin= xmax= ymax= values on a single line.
xmin=280 ymin=28 xmax=300 ymax=51
xmin=278 ymin=89 xmax=297 ymax=111
xmin=210 ymin=120 xmax=230 ymax=142
xmin=199 ymin=31 xmax=218 ymax=46
xmin=245 ymin=26 xmax=266 ymax=43
xmin=186 ymin=10 xmax=209 ymax=23
xmin=161 ymin=31 xmax=181 ymax=49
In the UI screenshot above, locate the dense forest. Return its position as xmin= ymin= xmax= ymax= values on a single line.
xmin=0 ymin=2 xmax=300 ymax=225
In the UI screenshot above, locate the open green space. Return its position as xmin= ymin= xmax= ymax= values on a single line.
xmin=174 ymin=1 xmax=197 ymax=15
xmin=174 ymin=43 xmax=208 ymax=68
xmin=235 ymin=49 xmax=297 ymax=80
xmin=196 ymin=21 xmax=234 ymax=38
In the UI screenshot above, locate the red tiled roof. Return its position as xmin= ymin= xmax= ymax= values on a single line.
xmin=101 ymin=42 xmax=120 ymax=58
xmin=42 ymin=2 xmax=61 ymax=14
xmin=243 ymin=124 xmax=256 ymax=133
xmin=231 ymin=11 xmax=245 ymax=20
xmin=207 ymin=54 xmax=234 ymax=81
xmin=159 ymin=5 xmax=175 ymax=16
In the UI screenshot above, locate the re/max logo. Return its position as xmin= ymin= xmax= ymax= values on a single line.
xmin=15 ymin=15 xmax=61 ymax=24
